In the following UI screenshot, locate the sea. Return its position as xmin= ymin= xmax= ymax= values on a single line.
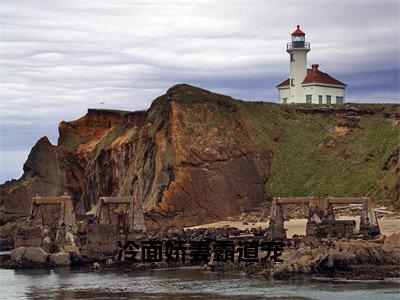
xmin=0 ymin=266 xmax=399 ymax=299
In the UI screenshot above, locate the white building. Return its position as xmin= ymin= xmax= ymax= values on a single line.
xmin=277 ymin=25 xmax=347 ymax=104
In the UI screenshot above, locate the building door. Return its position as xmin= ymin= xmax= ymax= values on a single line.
xmin=306 ymin=94 xmax=312 ymax=104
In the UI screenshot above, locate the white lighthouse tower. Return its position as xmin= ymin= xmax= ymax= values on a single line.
xmin=287 ymin=25 xmax=310 ymax=103
xmin=277 ymin=25 xmax=347 ymax=104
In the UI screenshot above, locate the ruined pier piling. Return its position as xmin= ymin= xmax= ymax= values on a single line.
xmin=267 ymin=196 xmax=380 ymax=239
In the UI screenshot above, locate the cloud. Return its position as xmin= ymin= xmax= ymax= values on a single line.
xmin=1 ymin=1 xmax=399 ymax=162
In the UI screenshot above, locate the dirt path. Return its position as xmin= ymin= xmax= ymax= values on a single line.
xmin=187 ymin=217 xmax=400 ymax=237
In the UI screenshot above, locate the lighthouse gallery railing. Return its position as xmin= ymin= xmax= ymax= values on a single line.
xmin=287 ymin=42 xmax=310 ymax=50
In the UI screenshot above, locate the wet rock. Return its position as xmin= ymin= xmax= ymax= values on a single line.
xmin=50 ymin=252 xmax=70 ymax=266
xmin=10 ymin=247 xmax=26 ymax=262
xmin=24 ymin=247 xmax=49 ymax=264
xmin=11 ymin=247 xmax=49 ymax=264
xmin=268 ymin=236 xmax=400 ymax=279
xmin=92 ymin=262 xmax=100 ymax=269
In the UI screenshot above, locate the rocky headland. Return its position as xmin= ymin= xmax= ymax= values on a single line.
xmin=0 ymin=84 xmax=399 ymax=280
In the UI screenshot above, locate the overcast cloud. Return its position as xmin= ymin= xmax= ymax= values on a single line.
xmin=1 ymin=0 xmax=399 ymax=182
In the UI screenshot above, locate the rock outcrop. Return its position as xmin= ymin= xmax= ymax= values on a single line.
xmin=270 ymin=234 xmax=400 ymax=279
xmin=0 ymin=137 xmax=61 ymax=224
xmin=1 ymin=85 xmax=399 ymax=228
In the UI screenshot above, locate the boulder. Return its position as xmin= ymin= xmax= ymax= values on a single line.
xmin=11 ymin=247 xmax=26 ymax=262
xmin=24 ymin=247 xmax=49 ymax=263
xmin=50 ymin=252 xmax=70 ymax=266
xmin=11 ymin=247 xmax=49 ymax=264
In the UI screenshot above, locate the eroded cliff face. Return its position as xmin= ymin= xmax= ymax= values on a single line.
xmin=143 ymin=89 xmax=270 ymax=228
xmin=1 ymin=84 xmax=399 ymax=227
xmin=56 ymin=108 xmax=148 ymax=218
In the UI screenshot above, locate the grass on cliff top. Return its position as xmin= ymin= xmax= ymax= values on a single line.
xmin=237 ymin=102 xmax=400 ymax=208
xmin=93 ymin=123 xmax=127 ymax=157
xmin=269 ymin=117 xmax=398 ymax=195
xmin=59 ymin=132 xmax=89 ymax=152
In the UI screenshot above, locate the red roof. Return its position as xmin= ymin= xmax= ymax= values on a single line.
xmin=276 ymin=65 xmax=347 ymax=88
xmin=302 ymin=65 xmax=347 ymax=86
xmin=292 ymin=25 xmax=305 ymax=35
xmin=276 ymin=78 xmax=290 ymax=88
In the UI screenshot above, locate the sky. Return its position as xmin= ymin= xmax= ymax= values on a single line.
xmin=1 ymin=0 xmax=399 ymax=183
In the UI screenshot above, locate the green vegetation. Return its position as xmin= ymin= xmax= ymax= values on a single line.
xmin=237 ymin=102 xmax=400 ymax=208
xmin=94 ymin=123 xmax=127 ymax=157
xmin=60 ymin=132 xmax=89 ymax=152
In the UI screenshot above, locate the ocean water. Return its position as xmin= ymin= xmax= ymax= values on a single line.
xmin=0 ymin=267 xmax=399 ymax=300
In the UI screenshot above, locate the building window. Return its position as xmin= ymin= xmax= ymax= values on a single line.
xmin=305 ymin=95 xmax=312 ymax=104
xmin=318 ymin=95 xmax=323 ymax=104
xmin=291 ymin=78 xmax=295 ymax=86
xmin=282 ymin=98 xmax=288 ymax=104
xmin=336 ymin=96 xmax=344 ymax=104
xmin=290 ymin=54 xmax=294 ymax=61
xmin=326 ymin=95 xmax=331 ymax=105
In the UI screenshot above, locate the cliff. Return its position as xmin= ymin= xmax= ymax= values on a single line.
xmin=1 ymin=84 xmax=399 ymax=227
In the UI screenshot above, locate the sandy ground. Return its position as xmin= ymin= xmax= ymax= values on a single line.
xmin=187 ymin=216 xmax=400 ymax=238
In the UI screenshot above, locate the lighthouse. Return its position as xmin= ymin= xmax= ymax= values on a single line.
xmin=277 ymin=25 xmax=347 ymax=104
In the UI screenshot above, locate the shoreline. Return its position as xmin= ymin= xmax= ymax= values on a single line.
xmin=1 ymin=260 xmax=399 ymax=283
xmin=1 ymin=215 xmax=399 ymax=281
